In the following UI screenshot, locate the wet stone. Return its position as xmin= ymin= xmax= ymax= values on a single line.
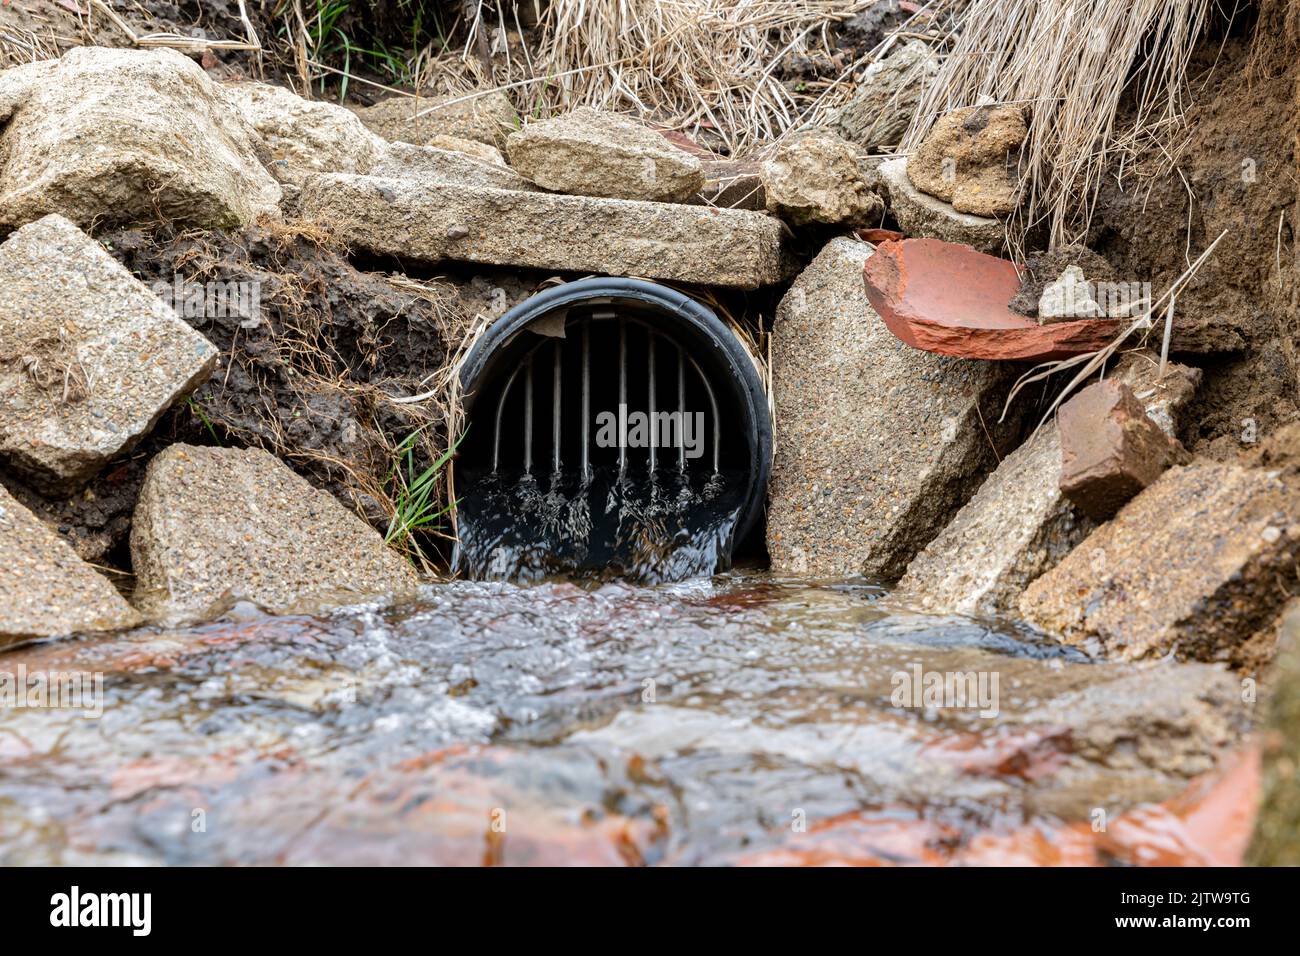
xmin=0 ymin=575 xmax=1255 ymax=864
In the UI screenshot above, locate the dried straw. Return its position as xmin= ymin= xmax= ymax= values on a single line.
xmin=905 ymin=0 xmax=1214 ymax=250
xmin=449 ymin=0 xmax=900 ymax=154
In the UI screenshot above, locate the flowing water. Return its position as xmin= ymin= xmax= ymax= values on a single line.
xmin=455 ymin=465 xmax=744 ymax=583
xmin=0 ymin=573 xmax=1255 ymax=865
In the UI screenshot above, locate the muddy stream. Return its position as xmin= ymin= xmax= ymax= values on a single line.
xmin=0 ymin=573 xmax=1258 ymax=865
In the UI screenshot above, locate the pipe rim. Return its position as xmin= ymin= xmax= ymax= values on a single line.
xmin=458 ymin=276 xmax=773 ymax=549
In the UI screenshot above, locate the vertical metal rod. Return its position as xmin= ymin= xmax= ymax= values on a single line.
xmin=677 ymin=346 xmax=686 ymax=473
xmin=689 ymin=357 xmax=721 ymax=475
xmin=581 ymin=324 xmax=591 ymax=481
xmin=491 ymin=366 xmax=520 ymax=474
xmin=523 ymin=354 xmax=534 ymax=475
xmin=648 ymin=331 xmax=657 ymax=474
xmin=552 ymin=340 xmax=562 ymax=474
xmin=618 ymin=319 xmax=627 ymax=475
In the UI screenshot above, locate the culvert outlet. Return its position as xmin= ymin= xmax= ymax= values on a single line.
xmin=453 ymin=277 xmax=772 ymax=583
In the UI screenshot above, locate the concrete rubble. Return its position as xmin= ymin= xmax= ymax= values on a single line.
xmin=894 ymin=353 xmax=1200 ymax=617
xmin=767 ymin=237 xmax=1016 ymax=579
xmin=0 ymin=214 xmax=218 ymax=492
xmin=0 ymin=47 xmax=280 ymax=230
xmin=1020 ymin=460 xmax=1300 ymax=662
xmin=0 ymin=483 xmax=141 ymax=648
xmin=762 ymin=131 xmax=884 ymax=227
xmin=830 ymin=40 xmax=939 ymax=151
xmin=222 ymin=81 xmax=384 ymax=181
xmin=297 ymin=172 xmax=788 ymax=289
xmin=129 ymin=444 xmax=420 ymax=623
xmin=371 ymin=142 xmax=537 ymax=191
xmin=877 ymin=158 xmax=1005 ymax=252
xmin=351 ymin=91 xmax=518 ymax=148
xmin=1008 ymin=245 xmax=1117 ymax=317
xmin=1038 ymin=266 xmax=1107 ymax=320
xmin=426 ymin=134 xmax=507 ymax=165
xmin=907 ymin=104 xmax=1027 ymax=217
xmin=506 ymin=107 xmax=705 ymax=202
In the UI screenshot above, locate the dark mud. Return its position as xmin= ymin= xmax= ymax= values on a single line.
xmin=104 ymin=221 xmax=457 ymax=533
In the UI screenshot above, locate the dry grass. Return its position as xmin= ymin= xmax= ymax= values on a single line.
xmin=163 ymin=222 xmax=466 ymax=567
xmin=905 ymin=0 xmax=1214 ymax=251
xmin=437 ymin=0 xmax=936 ymax=155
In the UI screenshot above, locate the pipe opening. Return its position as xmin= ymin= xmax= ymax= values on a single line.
xmin=454 ymin=278 xmax=770 ymax=583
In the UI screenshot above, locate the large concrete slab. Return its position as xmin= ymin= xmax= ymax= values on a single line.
xmin=505 ymin=106 xmax=704 ymax=202
xmin=0 ymin=483 xmax=140 ymax=647
xmin=0 ymin=215 xmax=218 ymax=492
xmin=894 ymin=353 xmax=1199 ymax=617
xmin=298 ymin=173 xmax=788 ymax=289
xmin=1020 ymin=460 xmax=1300 ymax=662
xmin=766 ymin=237 xmax=1016 ymax=579
xmin=130 ymin=444 xmax=420 ymax=623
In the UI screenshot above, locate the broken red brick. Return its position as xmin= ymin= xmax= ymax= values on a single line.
xmin=1058 ymin=378 xmax=1186 ymax=520
xmin=863 ymin=239 xmax=1121 ymax=361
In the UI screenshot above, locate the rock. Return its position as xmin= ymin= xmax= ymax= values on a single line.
xmin=0 ymin=483 xmax=141 ymax=647
xmin=1038 ymin=266 xmax=1106 ymax=321
xmin=766 ymin=237 xmax=1015 ymax=579
xmin=892 ymin=426 xmax=1084 ymax=617
xmin=0 ymin=47 xmax=280 ymax=230
xmin=1058 ymin=379 xmax=1186 ymax=521
xmin=371 ymin=142 xmax=536 ymax=191
xmin=1008 ymin=244 xmax=1116 ymax=317
xmin=425 ymin=134 xmax=506 ymax=165
xmin=505 ymin=107 xmax=705 ymax=202
xmin=831 ymin=40 xmax=939 ymax=151
xmin=877 ymin=158 xmax=1004 ymax=253
xmin=907 ymin=105 xmax=1026 ymax=216
xmin=1011 ymin=663 xmax=1249 ymax=779
xmin=894 ymin=353 xmax=1199 ymax=617
xmin=762 ymin=131 xmax=884 ymax=227
xmin=864 ymin=236 xmax=1121 ymax=360
xmin=1020 ymin=460 xmax=1300 ymax=662
xmin=351 ymin=91 xmax=518 ymax=148
xmin=0 ymin=215 xmax=218 ymax=492
xmin=1247 ymin=602 xmax=1300 ymax=865
xmin=129 ymin=444 xmax=420 ymax=623
xmin=298 ymin=173 xmax=788 ymax=289
xmin=221 ymin=81 xmax=384 ymax=181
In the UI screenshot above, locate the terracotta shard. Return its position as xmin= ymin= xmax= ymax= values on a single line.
xmin=862 ymin=238 xmax=1122 ymax=361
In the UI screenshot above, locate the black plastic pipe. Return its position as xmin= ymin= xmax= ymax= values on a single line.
xmin=457 ymin=276 xmax=773 ymax=546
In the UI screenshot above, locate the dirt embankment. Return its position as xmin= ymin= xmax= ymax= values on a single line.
xmin=1090 ymin=7 xmax=1300 ymax=458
